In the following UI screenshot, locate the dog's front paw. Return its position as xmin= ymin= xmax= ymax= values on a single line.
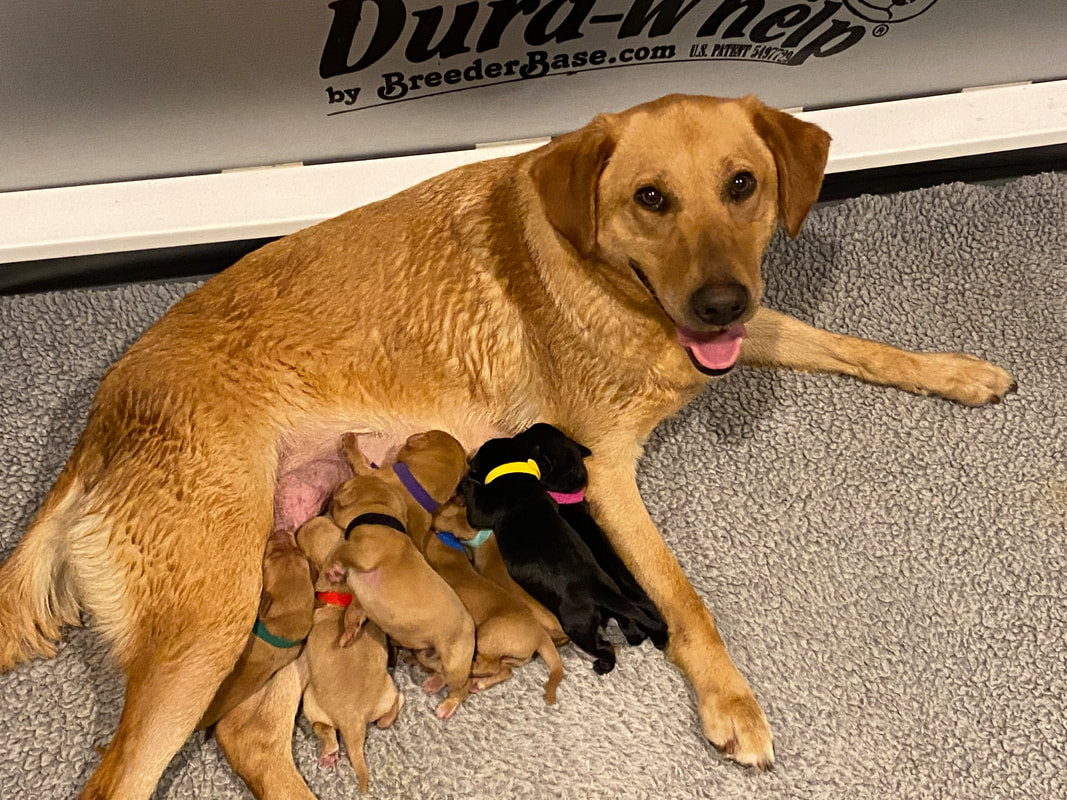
xmin=699 ymin=690 xmax=774 ymax=771
xmin=322 ymin=562 xmax=346 ymax=584
xmin=913 ymin=352 xmax=1017 ymax=406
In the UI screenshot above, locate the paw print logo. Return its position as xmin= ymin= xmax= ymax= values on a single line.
xmin=843 ymin=0 xmax=940 ymax=23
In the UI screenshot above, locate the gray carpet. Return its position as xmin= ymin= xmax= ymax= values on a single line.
xmin=1 ymin=173 xmax=1065 ymax=799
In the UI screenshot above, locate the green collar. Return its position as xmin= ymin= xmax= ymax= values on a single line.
xmin=252 ymin=617 xmax=304 ymax=649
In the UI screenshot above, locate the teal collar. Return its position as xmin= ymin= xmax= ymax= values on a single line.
xmin=252 ymin=618 xmax=304 ymax=649
xmin=467 ymin=528 xmax=493 ymax=548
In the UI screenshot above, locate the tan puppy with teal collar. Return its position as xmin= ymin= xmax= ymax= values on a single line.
xmin=425 ymin=498 xmax=564 ymax=702
xmin=198 ymin=529 xmax=314 ymax=729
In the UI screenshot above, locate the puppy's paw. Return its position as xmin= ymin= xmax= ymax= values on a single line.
xmin=910 ymin=352 xmax=1016 ymax=406
xmin=421 ymin=674 xmax=446 ymax=694
xmin=322 ymin=562 xmax=346 ymax=584
xmin=435 ymin=696 xmax=462 ymax=720
xmin=592 ymin=655 xmax=615 ymax=674
xmin=319 ymin=750 xmax=340 ymax=769
xmin=699 ymin=690 xmax=774 ymax=771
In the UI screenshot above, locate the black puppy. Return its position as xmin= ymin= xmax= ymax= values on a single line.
xmin=515 ymin=423 xmax=668 ymax=650
xmin=463 ymin=434 xmax=664 ymax=674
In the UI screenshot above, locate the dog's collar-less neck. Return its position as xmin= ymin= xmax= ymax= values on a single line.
xmin=484 ymin=459 xmax=541 ymax=485
xmin=548 ymin=488 xmax=586 ymax=505
xmin=315 ymin=591 xmax=354 ymax=607
xmin=252 ymin=618 xmax=304 ymax=649
xmin=394 ymin=461 xmax=440 ymax=513
xmin=345 ymin=512 xmax=407 ymax=537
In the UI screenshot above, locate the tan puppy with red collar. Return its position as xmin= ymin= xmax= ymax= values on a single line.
xmin=296 ymin=515 xmax=402 ymax=793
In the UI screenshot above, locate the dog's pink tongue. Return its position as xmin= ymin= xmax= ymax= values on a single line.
xmin=677 ymin=323 xmax=746 ymax=370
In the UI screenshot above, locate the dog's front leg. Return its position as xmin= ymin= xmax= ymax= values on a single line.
xmin=740 ymin=306 xmax=1016 ymax=406
xmin=584 ymin=448 xmax=774 ymax=770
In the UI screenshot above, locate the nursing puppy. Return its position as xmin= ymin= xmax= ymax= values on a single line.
xmin=296 ymin=515 xmax=402 ymax=793
xmin=516 ymin=423 xmax=668 ymax=649
xmin=1 ymin=95 xmax=1016 ymax=793
xmin=423 ymin=499 xmax=564 ymax=702
xmin=198 ymin=529 xmax=315 ymax=729
xmin=325 ymin=453 xmax=475 ymax=719
xmin=435 ymin=497 xmax=567 ymax=646
xmin=463 ymin=436 xmax=663 ymax=674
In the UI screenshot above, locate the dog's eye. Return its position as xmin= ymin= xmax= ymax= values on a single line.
xmin=727 ymin=172 xmax=757 ymax=201
xmin=634 ymin=186 xmax=668 ymax=212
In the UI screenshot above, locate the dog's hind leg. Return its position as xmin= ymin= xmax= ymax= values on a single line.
xmin=560 ymin=602 xmax=616 ymax=674
xmin=0 ymin=469 xmax=84 ymax=669
xmin=433 ymin=623 xmax=475 ymax=719
xmin=740 ymin=306 xmax=1016 ymax=406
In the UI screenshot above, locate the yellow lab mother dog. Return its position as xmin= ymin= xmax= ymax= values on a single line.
xmin=0 ymin=94 xmax=1014 ymax=797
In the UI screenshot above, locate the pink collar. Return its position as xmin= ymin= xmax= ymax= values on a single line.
xmin=548 ymin=488 xmax=586 ymax=505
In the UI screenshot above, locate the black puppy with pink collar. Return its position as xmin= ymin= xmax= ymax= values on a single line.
xmin=515 ymin=424 xmax=668 ymax=650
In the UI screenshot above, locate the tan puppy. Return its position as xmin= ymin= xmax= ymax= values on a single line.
xmin=325 ymin=450 xmax=476 ymax=719
xmin=198 ymin=529 xmax=315 ymax=729
xmin=0 ymin=95 xmax=1016 ymax=794
xmin=424 ymin=499 xmax=563 ymax=702
xmin=296 ymin=515 xmax=402 ymax=793
xmin=439 ymin=497 xmax=568 ymax=645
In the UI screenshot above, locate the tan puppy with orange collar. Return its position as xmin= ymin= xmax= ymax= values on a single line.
xmin=296 ymin=515 xmax=402 ymax=793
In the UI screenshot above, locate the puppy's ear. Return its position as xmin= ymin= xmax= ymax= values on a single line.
xmin=529 ymin=117 xmax=616 ymax=259
xmin=257 ymin=591 xmax=273 ymax=618
xmin=750 ymin=99 xmax=831 ymax=238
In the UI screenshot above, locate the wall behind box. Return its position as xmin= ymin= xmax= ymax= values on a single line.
xmin=1 ymin=0 xmax=1065 ymax=193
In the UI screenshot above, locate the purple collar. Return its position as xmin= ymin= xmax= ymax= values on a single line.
xmin=394 ymin=461 xmax=440 ymax=513
xmin=548 ymin=488 xmax=586 ymax=505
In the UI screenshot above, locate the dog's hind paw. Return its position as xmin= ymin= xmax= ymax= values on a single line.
xmin=700 ymin=691 xmax=774 ymax=771
xmin=592 ymin=655 xmax=615 ymax=674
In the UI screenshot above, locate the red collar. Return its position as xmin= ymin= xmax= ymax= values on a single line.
xmin=315 ymin=591 xmax=354 ymax=607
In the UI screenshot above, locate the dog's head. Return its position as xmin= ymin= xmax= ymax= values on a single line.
xmin=259 ymin=528 xmax=315 ymax=621
xmin=394 ymin=430 xmax=470 ymax=506
xmin=514 ymin=423 xmax=590 ymax=494
xmin=528 ymin=94 xmax=830 ymax=375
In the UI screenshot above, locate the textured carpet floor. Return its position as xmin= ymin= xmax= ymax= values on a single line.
xmin=1 ymin=173 xmax=1064 ymax=799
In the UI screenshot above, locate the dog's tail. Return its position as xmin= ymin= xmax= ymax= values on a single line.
xmin=0 ymin=470 xmax=84 ymax=671
xmin=537 ymin=632 xmax=564 ymax=705
xmin=339 ymin=720 xmax=370 ymax=793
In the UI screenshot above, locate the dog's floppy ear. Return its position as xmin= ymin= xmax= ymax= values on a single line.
xmin=529 ymin=117 xmax=616 ymax=259
xmin=750 ymin=100 xmax=831 ymax=238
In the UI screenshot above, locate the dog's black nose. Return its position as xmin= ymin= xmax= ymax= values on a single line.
xmin=689 ymin=282 xmax=750 ymax=326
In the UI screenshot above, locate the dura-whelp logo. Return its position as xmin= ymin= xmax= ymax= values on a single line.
xmin=319 ymin=0 xmax=941 ymax=112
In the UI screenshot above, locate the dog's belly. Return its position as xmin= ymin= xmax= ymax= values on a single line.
xmin=273 ymin=417 xmax=511 ymax=532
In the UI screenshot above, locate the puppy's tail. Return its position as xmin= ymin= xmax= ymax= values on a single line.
xmin=0 ymin=472 xmax=83 ymax=671
xmin=537 ymin=632 xmax=564 ymax=705
xmin=339 ymin=721 xmax=370 ymax=793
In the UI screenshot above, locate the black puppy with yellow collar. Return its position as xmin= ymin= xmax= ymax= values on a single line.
xmin=462 ymin=434 xmax=664 ymax=674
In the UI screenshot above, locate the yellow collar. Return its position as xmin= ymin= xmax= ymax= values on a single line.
xmin=484 ymin=459 xmax=541 ymax=485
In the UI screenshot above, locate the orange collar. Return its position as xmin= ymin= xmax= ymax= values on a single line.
xmin=315 ymin=591 xmax=354 ymax=607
